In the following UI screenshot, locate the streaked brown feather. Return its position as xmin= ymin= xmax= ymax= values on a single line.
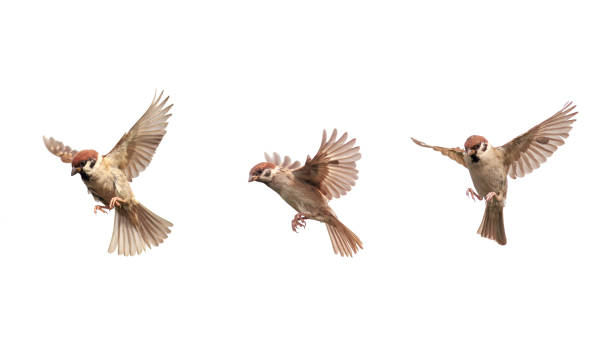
xmin=502 ymin=102 xmax=577 ymax=179
xmin=292 ymin=129 xmax=361 ymax=200
xmin=43 ymin=136 xmax=79 ymax=164
xmin=411 ymin=137 xmax=467 ymax=168
xmin=104 ymin=91 xmax=173 ymax=182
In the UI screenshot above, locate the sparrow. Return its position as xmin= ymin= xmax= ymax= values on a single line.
xmin=249 ymin=129 xmax=363 ymax=257
xmin=412 ymin=102 xmax=577 ymax=245
xmin=43 ymin=91 xmax=174 ymax=256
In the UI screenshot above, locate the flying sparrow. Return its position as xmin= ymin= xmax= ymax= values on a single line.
xmin=249 ymin=129 xmax=363 ymax=257
xmin=43 ymin=92 xmax=174 ymax=256
xmin=412 ymin=102 xmax=577 ymax=245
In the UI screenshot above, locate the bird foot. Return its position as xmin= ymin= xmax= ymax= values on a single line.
xmin=466 ymin=188 xmax=482 ymax=201
xmin=291 ymin=213 xmax=308 ymax=232
xmin=485 ymin=192 xmax=497 ymax=202
xmin=109 ymin=197 xmax=126 ymax=209
xmin=94 ymin=205 xmax=109 ymax=215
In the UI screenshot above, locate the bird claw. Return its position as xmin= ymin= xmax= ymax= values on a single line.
xmin=291 ymin=213 xmax=308 ymax=232
xmin=485 ymin=192 xmax=497 ymax=202
xmin=109 ymin=197 xmax=126 ymax=209
xmin=466 ymin=188 xmax=482 ymax=201
xmin=93 ymin=205 xmax=108 ymax=215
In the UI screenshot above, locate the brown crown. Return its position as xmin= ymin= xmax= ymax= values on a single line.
xmin=71 ymin=150 xmax=98 ymax=167
xmin=464 ymin=135 xmax=488 ymax=150
xmin=249 ymin=162 xmax=276 ymax=175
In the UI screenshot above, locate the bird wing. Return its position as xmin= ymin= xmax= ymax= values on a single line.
xmin=104 ymin=91 xmax=173 ymax=182
xmin=264 ymin=152 xmax=302 ymax=169
xmin=291 ymin=129 xmax=361 ymax=200
xmin=411 ymin=137 xmax=466 ymax=168
xmin=43 ymin=136 xmax=79 ymax=163
xmin=501 ymin=102 xmax=577 ymax=179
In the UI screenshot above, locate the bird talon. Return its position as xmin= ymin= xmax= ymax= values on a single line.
xmin=109 ymin=197 xmax=126 ymax=209
xmin=93 ymin=205 xmax=109 ymax=215
xmin=291 ymin=213 xmax=308 ymax=232
xmin=485 ymin=192 xmax=497 ymax=202
xmin=466 ymin=188 xmax=482 ymax=201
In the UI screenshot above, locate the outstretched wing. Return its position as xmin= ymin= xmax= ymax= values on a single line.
xmin=292 ymin=129 xmax=361 ymax=200
xmin=501 ymin=102 xmax=577 ymax=179
xmin=411 ymin=137 xmax=466 ymax=168
xmin=43 ymin=136 xmax=78 ymax=163
xmin=105 ymin=91 xmax=173 ymax=182
xmin=264 ymin=152 xmax=301 ymax=169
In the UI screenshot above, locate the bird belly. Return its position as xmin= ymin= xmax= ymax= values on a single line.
xmin=468 ymin=163 xmax=507 ymax=199
xmin=84 ymin=167 xmax=134 ymax=206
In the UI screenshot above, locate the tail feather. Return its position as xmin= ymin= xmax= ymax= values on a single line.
xmin=325 ymin=218 xmax=363 ymax=257
xmin=108 ymin=203 xmax=173 ymax=256
xmin=477 ymin=203 xmax=506 ymax=245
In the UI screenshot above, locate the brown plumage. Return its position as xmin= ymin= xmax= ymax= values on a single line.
xmin=43 ymin=91 xmax=174 ymax=256
xmin=249 ymin=129 xmax=363 ymax=257
xmin=412 ymin=102 xmax=577 ymax=245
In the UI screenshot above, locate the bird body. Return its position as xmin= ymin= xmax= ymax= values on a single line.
xmin=266 ymin=168 xmax=333 ymax=223
xmin=465 ymin=145 xmax=507 ymax=204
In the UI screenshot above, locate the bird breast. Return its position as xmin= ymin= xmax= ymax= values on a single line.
xmin=84 ymin=160 xmax=134 ymax=206
xmin=466 ymin=148 xmax=507 ymax=198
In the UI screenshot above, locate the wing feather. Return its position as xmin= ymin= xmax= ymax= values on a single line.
xmin=502 ymin=102 xmax=577 ymax=179
xmin=264 ymin=152 xmax=302 ymax=169
xmin=104 ymin=91 xmax=173 ymax=181
xmin=292 ymin=129 xmax=361 ymax=200
xmin=411 ymin=137 xmax=466 ymax=168
xmin=43 ymin=136 xmax=79 ymax=163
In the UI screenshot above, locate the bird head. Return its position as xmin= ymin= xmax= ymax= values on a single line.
xmin=464 ymin=135 xmax=488 ymax=163
xmin=71 ymin=150 xmax=98 ymax=177
xmin=248 ymin=162 xmax=276 ymax=183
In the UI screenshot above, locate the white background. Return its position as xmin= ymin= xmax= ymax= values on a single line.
xmin=1 ymin=1 xmax=610 ymax=353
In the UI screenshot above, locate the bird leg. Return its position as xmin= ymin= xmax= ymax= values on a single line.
xmin=466 ymin=188 xmax=482 ymax=201
xmin=291 ymin=213 xmax=309 ymax=232
xmin=109 ymin=197 xmax=126 ymax=210
xmin=94 ymin=205 xmax=109 ymax=215
xmin=485 ymin=192 xmax=498 ymax=203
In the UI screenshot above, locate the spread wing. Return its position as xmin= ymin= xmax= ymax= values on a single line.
xmin=292 ymin=129 xmax=361 ymax=200
xmin=264 ymin=152 xmax=302 ymax=169
xmin=411 ymin=137 xmax=466 ymax=168
xmin=501 ymin=102 xmax=577 ymax=179
xmin=43 ymin=136 xmax=79 ymax=163
xmin=104 ymin=91 xmax=173 ymax=182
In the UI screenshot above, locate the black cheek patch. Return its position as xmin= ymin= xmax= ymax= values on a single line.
xmin=80 ymin=171 xmax=90 ymax=181
xmin=482 ymin=144 xmax=487 ymax=152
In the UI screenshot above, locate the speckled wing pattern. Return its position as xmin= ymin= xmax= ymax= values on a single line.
xmin=105 ymin=91 xmax=173 ymax=182
xmin=264 ymin=152 xmax=301 ymax=169
xmin=501 ymin=102 xmax=577 ymax=179
xmin=43 ymin=136 xmax=79 ymax=163
xmin=411 ymin=137 xmax=467 ymax=168
xmin=292 ymin=129 xmax=361 ymax=200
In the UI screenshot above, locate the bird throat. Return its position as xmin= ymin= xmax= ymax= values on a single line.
xmin=470 ymin=154 xmax=480 ymax=163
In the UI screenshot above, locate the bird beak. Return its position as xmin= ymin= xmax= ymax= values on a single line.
xmin=71 ymin=167 xmax=80 ymax=176
xmin=467 ymin=149 xmax=476 ymax=156
xmin=249 ymin=175 xmax=258 ymax=182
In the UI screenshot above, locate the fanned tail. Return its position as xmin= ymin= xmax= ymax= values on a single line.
xmin=477 ymin=203 xmax=506 ymax=245
xmin=108 ymin=203 xmax=173 ymax=256
xmin=325 ymin=217 xmax=363 ymax=257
